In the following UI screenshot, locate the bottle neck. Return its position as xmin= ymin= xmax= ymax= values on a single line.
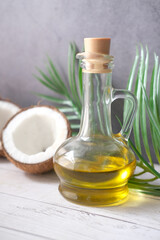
xmin=79 ymin=72 xmax=113 ymax=138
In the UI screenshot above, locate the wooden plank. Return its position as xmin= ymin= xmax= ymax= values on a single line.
xmin=0 ymin=160 xmax=160 ymax=231
xmin=0 ymin=158 xmax=160 ymax=240
xmin=0 ymin=226 xmax=53 ymax=240
xmin=0 ymin=194 xmax=160 ymax=240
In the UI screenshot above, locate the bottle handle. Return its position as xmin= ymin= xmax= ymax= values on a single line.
xmin=112 ymin=89 xmax=137 ymax=141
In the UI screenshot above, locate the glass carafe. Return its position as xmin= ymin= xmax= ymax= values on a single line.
xmin=54 ymin=38 xmax=137 ymax=206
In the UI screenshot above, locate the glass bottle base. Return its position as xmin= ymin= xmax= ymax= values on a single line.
xmin=59 ymin=183 xmax=128 ymax=207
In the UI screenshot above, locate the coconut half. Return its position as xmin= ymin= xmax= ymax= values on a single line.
xmin=2 ymin=105 xmax=71 ymax=173
xmin=0 ymin=99 xmax=20 ymax=156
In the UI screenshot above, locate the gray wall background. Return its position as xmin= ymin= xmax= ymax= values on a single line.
xmin=1 ymin=0 xmax=160 ymax=107
xmin=0 ymin=0 xmax=159 ymax=161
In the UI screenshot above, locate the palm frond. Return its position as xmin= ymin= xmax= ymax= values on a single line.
xmin=142 ymin=86 xmax=160 ymax=140
xmin=133 ymin=45 xmax=144 ymax=154
xmin=139 ymin=46 xmax=153 ymax=165
xmin=140 ymin=47 xmax=152 ymax=163
xmin=157 ymin=66 xmax=160 ymax=120
xmin=68 ymin=43 xmax=81 ymax=111
xmin=78 ymin=58 xmax=83 ymax=97
xmin=123 ymin=47 xmax=139 ymax=120
xmin=35 ymin=42 xmax=160 ymax=196
xmin=47 ymin=55 xmax=66 ymax=90
xmin=117 ymin=44 xmax=160 ymax=195
xmin=149 ymin=54 xmax=160 ymax=163
xmin=34 ymin=93 xmax=72 ymax=106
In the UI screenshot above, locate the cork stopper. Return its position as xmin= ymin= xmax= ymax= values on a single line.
xmin=84 ymin=38 xmax=111 ymax=55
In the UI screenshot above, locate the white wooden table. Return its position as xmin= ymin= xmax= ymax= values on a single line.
xmin=0 ymin=158 xmax=160 ymax=240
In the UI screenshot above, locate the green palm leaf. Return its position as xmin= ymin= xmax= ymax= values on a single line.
xmin=133 ymin=46 xmax=144 ymax=155
xmin=139 ymin=46 xmax=152 ymax=165
xmin=46 ymin=55 xmax=69 ymax=97
xmin=142 ymin=85 xmax=160 ymax=140
xmin=149 ymin=54 xmax=160 ymax=163
xmin=68 ymin=43 xmax=81 ymax=111
xmin=34 ymin=75 xmax=65 ymax=95
xmin=157 ymin=66 xmax=160 ymax=120
xmin=123 ymin=47 xmax=139 ymax=120
xmin=78 ymin=59 xmax=83 ymax=97
xmin=34 ymin=93 xmax=72 ymax=105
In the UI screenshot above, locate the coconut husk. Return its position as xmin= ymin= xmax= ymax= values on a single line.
xmin=0 ymin=97 xmax=21 ymax=158
xmin=0 ymin=149 xmax=4 ymax=157
xmin=2 ymin=105 xmax=72 ymax=174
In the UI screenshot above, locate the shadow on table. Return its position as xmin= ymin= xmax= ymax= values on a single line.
xmin=97 ymin=193 xmax=160 ymax=227
xmin=0 ymin=157 xmax=10 ymax=163
xmin=24 ymin=170 xmax=59 ymax=184
xmin=101 ymin=190 xmax=159 ymax=210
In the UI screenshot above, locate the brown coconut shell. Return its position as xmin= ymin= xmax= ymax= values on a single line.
xmin=2 ymin=105 xmax=72 ymax=174
xmin=0 ymin=97 xmax=21 ymax=157
xmin=0 ymin=149 xmax=4 ymax=157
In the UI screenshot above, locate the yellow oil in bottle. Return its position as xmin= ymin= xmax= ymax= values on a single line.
xmin=54 ymin=151 xmax=136 ymax=206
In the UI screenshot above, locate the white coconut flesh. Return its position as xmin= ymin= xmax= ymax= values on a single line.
xmin=0 ymin=100 xmax=20 ymax=151
xmin=2 ymin=107 xmax=69 ymax=164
